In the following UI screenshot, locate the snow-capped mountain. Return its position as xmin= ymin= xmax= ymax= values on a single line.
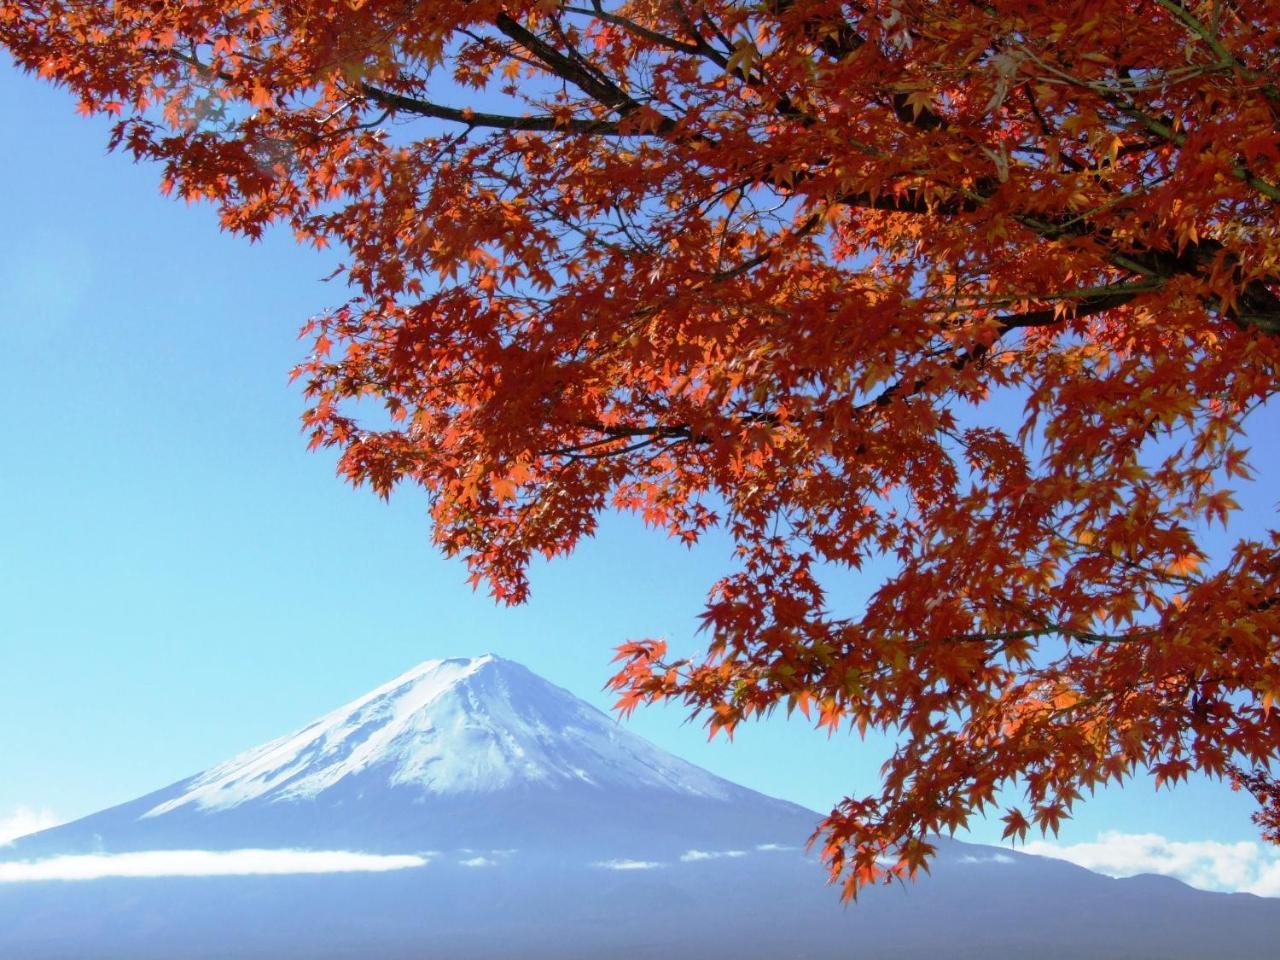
xmin=9 ymin=655 xmax=804 ymax=860
xmin=147 ymin=655 xmax=740 ymax=813
xmin=3 ymin=655 xmax=1278 ymax=960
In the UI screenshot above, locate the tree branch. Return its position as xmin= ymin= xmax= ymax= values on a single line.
xmin=360 ymin=82 xmax=633 ymax=135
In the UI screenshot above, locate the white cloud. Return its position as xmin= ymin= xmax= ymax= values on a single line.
xmin=1020 ymin=831 xmax=1280 ymax=896
xmin=680 ymin=849 xmax=748 ymax=862
xmin=755 ymin=843 xmax=797 ymax=852
xmin=592 ymin=858 xmax=663 ymax=871
xmin=0 ymin=849 xmax=429 ymax=883
xmin=1251 ymin=861 xmax=1280 ymax=897
xmin=960 ymin=853 xmax=1015 ymax=865
xmin=0 ymin=807 xmax=60 ymax=845
xmin=458 ymin=849 xmax=515 ymax=867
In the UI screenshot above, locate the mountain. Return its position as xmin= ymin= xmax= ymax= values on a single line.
xmin=2 ymin=655 xmax=1277 ymax=959
xmin=7 ymin=655 xmax=807 ymax=859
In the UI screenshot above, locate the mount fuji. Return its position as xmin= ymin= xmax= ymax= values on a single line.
xmin=7 ymin=655 xmax=806 ymax=861
xmin=2 ymin=655 xmax=1278 ymax=959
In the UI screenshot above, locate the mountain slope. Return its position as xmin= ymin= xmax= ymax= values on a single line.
xmin=2 ymin=655 xmax=1278 ymax=959
xmin=148 ymin=655 xmax=743 ymax=811
xmin=8 ymin=655 xmax=808 ymax=859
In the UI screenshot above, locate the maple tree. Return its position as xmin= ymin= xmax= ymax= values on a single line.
xmin=4 ymin=0 xmax=1279 ymax=896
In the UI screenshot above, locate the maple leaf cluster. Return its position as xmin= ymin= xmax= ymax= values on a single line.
xmin=4 ymin=0 xmax=1278 ymax=896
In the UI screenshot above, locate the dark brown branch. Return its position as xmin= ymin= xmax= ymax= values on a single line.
xmin=493 ymin=12 xmax=640 ymax=114
xmin=856 ymin=281 xmax=1153 ymax=413
xmin=835 ymin=187 xmax=985 ymax=216
xmin=549 ymin=276 xmax=1163 ymax=465
xmin=360 ymin=83 xmax=633 ymax=135
xmin=566 ymin=4 xmax=702 ymax=56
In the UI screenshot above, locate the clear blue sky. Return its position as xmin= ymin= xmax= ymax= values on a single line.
xmin=0 ymin=60 xmax=1271 ymax=858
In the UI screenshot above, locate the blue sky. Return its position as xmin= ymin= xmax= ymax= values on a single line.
xmin=1 ymin=60 xmax=1276 ymax=891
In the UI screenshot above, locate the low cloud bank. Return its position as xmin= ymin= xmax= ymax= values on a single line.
xmin=1021 ymin=831 xmax=1280 ymax=897
xmin=0 ymin=849 xmax=429 ymax=882
xmin=457 ymin=848 xmax=515 ymax=868
xmin=959 ymin=853 xmax=1014 ymax=865
xmin=592 ymin=858 xmax=663 ymax=871
xmin=680 ymin=849 xmax=747 ymax=862
xmin=0 ymin=807 xmax=61 ymax=846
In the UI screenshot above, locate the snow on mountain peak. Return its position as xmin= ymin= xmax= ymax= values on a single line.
xmin=145 ymin=655 xmax=739 ymax=817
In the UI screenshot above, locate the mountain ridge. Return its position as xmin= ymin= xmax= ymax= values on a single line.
xmin=144 ymin=654 xmax=748 ymax=816
xmin=5 ymin=654 xmax=810 ymax=861
xmin=3 ymin=655 xmax=1278 ymax=960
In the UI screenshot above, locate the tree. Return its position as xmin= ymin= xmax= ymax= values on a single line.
xmin=3 ymin=0 xmax=1278 ymax=897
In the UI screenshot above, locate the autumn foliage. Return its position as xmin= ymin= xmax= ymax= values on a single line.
xmin=5 ymin=0 xmax=1279 ymax=896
